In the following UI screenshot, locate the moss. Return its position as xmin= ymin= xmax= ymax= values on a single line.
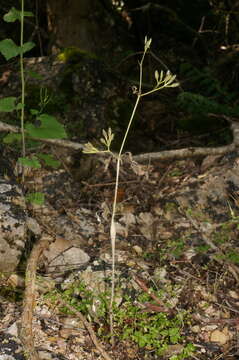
xmin=57 ymin=46 xmax=98 ymax=64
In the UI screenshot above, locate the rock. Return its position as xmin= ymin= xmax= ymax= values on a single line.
xmin=229 ymin=290 xmax=239 ymax=299
xmin=210 ymin=328 xmax=231 ymax=345
xmin=0 ymin=178 xmax=27 ymax=273
xmin=5 ymin=322 xmax=18 ymax=337
xmin=132 ymin=245 xmax=143 ymax=255
xmin=38 ymin=352 xmax=53 ymax=360
xmin=26 ymin=217 xmax=41 ymax=236
xmin=43 ymin=236 xmax=90 ymax=275
xmin=191 ymin=325 xmax=200 ymax=333
xmin=153 ymin=267 xmax=168 ymax=283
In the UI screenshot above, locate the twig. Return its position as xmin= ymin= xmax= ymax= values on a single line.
xmin=133 ymin=275 xmax=173 ymax=314
xmin=133 ymin=143 xmax=236 ymax=162
xmin=82 ymin=179 xmax=139 ymax=188
xmin=56 ymin=297 xmax=113 ymax=360
xmin=192 ymin=16 xmax=205 ymax=47
xmin=0 ymin=119 xmax=239 ymax=164
xmin=0 ymin=120 xmax=85 ymax=150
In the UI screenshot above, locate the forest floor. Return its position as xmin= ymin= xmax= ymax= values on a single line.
xmin=1 ymin=144 xmax=239 ymax=360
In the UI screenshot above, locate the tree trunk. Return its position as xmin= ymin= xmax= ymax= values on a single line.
xmin=46 ymin=0 xmax=109 ymax=53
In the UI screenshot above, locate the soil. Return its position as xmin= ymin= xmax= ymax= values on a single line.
xmin=1 ymin=146 xmax=239 ymax=360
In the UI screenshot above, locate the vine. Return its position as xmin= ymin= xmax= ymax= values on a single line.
xmin=0 ymin=4 xmax=67 ymax=202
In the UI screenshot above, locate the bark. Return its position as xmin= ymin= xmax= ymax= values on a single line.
xmin=46 ymin=0 xmax=110 ymax=53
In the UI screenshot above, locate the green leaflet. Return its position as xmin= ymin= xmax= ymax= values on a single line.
xmin=3 ymin=7 xmax=33 ymax=22
xmin=25 ymin=114 xmax=67 ymax=139
xmin=0 ymin=97 xmax=16 ymax=112
xmin=0 ymin=38 xmax=35 ymax=60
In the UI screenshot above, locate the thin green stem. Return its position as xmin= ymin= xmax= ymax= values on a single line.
xmin=109 ymin=46 xmax=147 ymax=343
xmin=108 ymin=38 xmax=178 ymax=344
xmin=20 ymin=0 xmax=26 ymax=179
xmin=141 ymin=84 xmax=169 ymax=97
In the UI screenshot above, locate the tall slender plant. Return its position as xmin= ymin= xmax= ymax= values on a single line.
xmin=0 ymin=3 xmax=35 ymax=172
xmin=83 ymin=36 xmax=179 ymax=341
xmin=0 ymin=1 xmax=66 ymax=194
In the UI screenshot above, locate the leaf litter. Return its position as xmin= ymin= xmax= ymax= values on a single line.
xmin=1 ymin=151 xmax=239 ymax=359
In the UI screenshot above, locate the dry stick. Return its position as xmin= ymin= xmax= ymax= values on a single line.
xmin=133 ymin=275 xmax=172 ymax=313
xmin=55 ymin=298 xmax=113 ymax=360
xmin=82 ymin=179 xmax=139 ymax=188
xmin=20 ymin=233 xmax=112 ymax=360
xmin=133 ymin=143 xmax=236 ymax=162
xmin=0 ymin=120 xmax=85 ymax=150
xmin=134 ymin=119 xmax=239 ymax=162
xmin=1 ymin=120 xmax=239 ymax=163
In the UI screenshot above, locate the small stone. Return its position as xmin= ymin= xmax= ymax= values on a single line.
xmin=191 ymin=325 xmax=200 ymax=333
xmin=210 ymin=328 xmax=230 ymax=345
xmin=154 ymin=267 xmax=168 ymax=283
xmin=5 ymin=322 xmax=18 ymax=337
xmin=26 ymin=217 xmax=41 ymax=235
xmin=43 ymin=236 xmax=90 ymax=274
xmin=201 ymin=324 xmax=218 ymax=331
xmin=229 ymin=290 xmax=239 ymax=299
xmin=38 ymin=351 xmax=54 ymax=360
xmin=132 ymin=245 xmax=143 ymax=255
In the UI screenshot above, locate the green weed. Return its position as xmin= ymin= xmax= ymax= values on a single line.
xmin=0 ymin=4 xmax=67 ymax=202
xmin=49 ymin=280 xmax=194 ymax=360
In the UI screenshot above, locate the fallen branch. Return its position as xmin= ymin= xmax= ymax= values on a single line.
xmin=133 ymin=143 xmax=236 ymax=162
xmin=0 ymin=120 xmax=85 ymax=150
xmin=0 ymin=118 xmax=239 ymax=163
xmin=56 ymin=297 xmax=113 ymax=360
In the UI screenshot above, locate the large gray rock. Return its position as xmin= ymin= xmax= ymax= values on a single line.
xmin=0 ymin=178 xmax=27 ymax=273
